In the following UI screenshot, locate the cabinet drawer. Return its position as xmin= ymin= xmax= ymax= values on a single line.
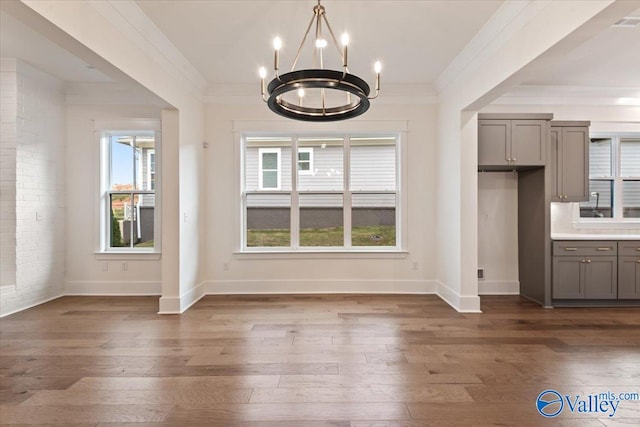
xmin=618 ymin=241 xmax=640 ymax=256
xmin=553 ymin=241 xmax=617 ymax=257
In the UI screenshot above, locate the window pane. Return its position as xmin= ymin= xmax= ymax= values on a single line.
xmin=589 ymin=138 xmax=612 ymax=177
xmin=246 ymin=193 xmax=291 ymax=247
xmin=623 ymin=180 xmax=640 ymax=218
xmin=262 ymin=171 xmax=278 ymax=189
xmin=262 ymin=152 xmax=278 ymax=170
xmin=299 ymin=193 xmax=343 ymax=247
xmin=352 ymin=193 xmax=396 ymax=246
xmin=110 ymin=136 xmax=134 ymax=190
xmin=109 ymin=194 xmax=130 ymax=247
xmin=245 ymin=138 xmax=291 ymax=191
xmin=620 ymin=138 xmax=640 ymax=177
xmin=298 ymin=152 xmax=310 ymax=161
xmin=579 ymin=180 xmax=613 ymax=218
xmin=298 ymin=138 xmax=342 ymax=191
xmin=351 ymin=137 xmax=396 ymax=191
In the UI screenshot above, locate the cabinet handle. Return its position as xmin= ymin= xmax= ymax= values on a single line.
xmin=564 ymin=247 xmax=578 ymax=251
xmin=581 ymin=259 xmax=586 ymax=263
xmin=596 ymin=247 xmax=611 ymax=251
xmin=636 ymin=248 xmax=640 ymax=251
xmin=587 ymin=259 xmax=591 ymax=263
xmin=637 ymin=260 xmax=640 ymax=263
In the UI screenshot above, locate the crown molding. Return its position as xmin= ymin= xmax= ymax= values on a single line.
xmin=493 ymin=85 xmax=640 ymax=106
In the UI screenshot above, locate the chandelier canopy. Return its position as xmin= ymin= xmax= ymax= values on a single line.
xmin=259 ymin=0 xmax=381 ymax=122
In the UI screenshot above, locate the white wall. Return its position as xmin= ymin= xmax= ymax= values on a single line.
xmin=477 ymin=172 xmax=519 ymax=294
xmin=64 ymin=104 xmax=163 ymax=295
xmin=0 ymin=59 xmax=66 ymax=316
xmin=204 ymin=103 xmax=437 ymax=293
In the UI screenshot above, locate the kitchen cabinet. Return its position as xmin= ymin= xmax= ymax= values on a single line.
xmin=550 ymin=121 xmax=590 ymax=202
xmin=618 ymin=241 xmax=640 ymax=299
xmin=478 ymin=114 xmax=552 ymax=169
xmin=552 ymin=241 xmax=617 ymax=299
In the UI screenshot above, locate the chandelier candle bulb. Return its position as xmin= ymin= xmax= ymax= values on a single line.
xmin=341 ymin=33 xmax=349 ymax=68
xmin=273 ymin=37 xmax=282 ymax=73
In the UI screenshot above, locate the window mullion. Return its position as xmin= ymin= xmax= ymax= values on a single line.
xmin=291 ymin=137 xmax=299 ymax=249
xmin=344 ymin=136 xmax=352 ymax=249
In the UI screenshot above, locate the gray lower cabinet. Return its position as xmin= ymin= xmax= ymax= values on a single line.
xmin=553 ymin=240 xmax=640 ymax=301
xmin=550 ymin=122 xmax=589 ymax=202
xmin=618 ymin=241 xmax=640 ymax=299
xmin=552 ymin=241 xmax=617 ymax=300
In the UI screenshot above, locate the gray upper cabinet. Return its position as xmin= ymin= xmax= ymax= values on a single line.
xmin=551 ymin=121 xmax=590 ymax=202
xmin=618 ymin=241 xmax=640 ymax=299
xmin=478 ymin=114 xmax=552 ymax=170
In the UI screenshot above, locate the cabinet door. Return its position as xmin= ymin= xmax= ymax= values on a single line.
xmin=553 ymin=256 xmax=584 ymax=299
xmin=585 ymin=256 xmax=617 ymax=299
xmin=559 ymin=127 xmax=589 ymax=202
xmin=478 ymin=120 xmax=510 ymax=167
xmin=618 ymin=256 xmax=640 ymax=299
xmin=511 ymin=120 xmax=546 ymax=166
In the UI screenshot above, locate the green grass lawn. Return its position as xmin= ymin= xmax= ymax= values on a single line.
xmin=247 ymin=226 xmax=395 ymax=247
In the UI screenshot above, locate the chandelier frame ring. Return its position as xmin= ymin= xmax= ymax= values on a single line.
xmin=266 ymin=69 xmax=371 ymax=122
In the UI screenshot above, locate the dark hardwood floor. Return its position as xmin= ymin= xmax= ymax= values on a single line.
xmin=1 ymin=294 xmax=639 ymax=426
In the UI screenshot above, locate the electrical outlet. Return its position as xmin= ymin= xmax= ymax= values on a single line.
xmin=102 ymin=262 xmax=108 ymax=272
xmin=477 ymin=268 xmax=485 ymax=280
xmin=412 ymin=262 xmax=419 ymax=270
xmin=122 ymin=262 xmax=128 ymax=272
xmin=223 ymin=262 xmax=230 ymax=271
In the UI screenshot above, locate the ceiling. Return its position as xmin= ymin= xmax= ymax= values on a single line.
xmin=0 ymin=0 xmax=638 ymax=102
xmin=135 ymin=0 xmax=503 ymax=86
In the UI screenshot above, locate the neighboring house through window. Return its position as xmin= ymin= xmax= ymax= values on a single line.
xmin=243 ymin=135 xmax=399 ymax=250
xmin=579 ymin=135 xmax=640 ymax=220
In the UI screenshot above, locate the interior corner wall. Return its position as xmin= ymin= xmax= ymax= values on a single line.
xmin=203 ymin=103 xmax=437 ymax=295
xmin=0 ymin=59 xmax=66 ymax=316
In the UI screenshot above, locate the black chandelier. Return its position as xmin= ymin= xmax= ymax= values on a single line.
xmin=259 ymin=0 xmax=381 ymax=122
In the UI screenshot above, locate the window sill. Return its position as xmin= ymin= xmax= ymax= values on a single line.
xmin=234 ymin=250 xmax=408 ymax=260
xmin=94 ymin=251 xmax=161 ymax=261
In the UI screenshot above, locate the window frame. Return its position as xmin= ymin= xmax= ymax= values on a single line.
xmin=577 ymin=132 xmax=640 ymax=225
xmin=258 ymin=147 xmax=282 ymax=190
xmin=147 ymin=149 xmax=156 ymax=191
xmin=297 ymin=147 xmax=314 ymax=175
xmin=241 ymin=133 xmax=403 ymax=253
xmin=95 ymin=122 xmax=161 ymax=255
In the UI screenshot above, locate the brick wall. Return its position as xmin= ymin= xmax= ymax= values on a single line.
xmin=0 ymin=59 xmax=66 ymax=316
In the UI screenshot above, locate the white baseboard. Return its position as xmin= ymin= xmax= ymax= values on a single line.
xmin=158 ymin=281 xmax=206 ymax=314
xmin=478 ymin=280 xmax=520 ymax=295
xmin=64 ymin=280 xmax=161 ymax=295
xmin=436 ymin=281 xmax=482 ymax=313
xmin=0 ymin=293 xmax=64 ymax=318
xmin=204 ymin=279 xmax=438 ymax=295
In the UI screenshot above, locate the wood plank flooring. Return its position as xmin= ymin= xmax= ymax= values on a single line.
xmin=1 ymin=294 xmax=639 ymax=426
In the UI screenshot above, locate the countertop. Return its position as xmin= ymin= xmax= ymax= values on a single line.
xmin=551 ymin=234 xmax=640 ymax=241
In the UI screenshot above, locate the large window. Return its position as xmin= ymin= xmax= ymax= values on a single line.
xmin=242 ymin=135 xmax=399 ymax=250
xmin=580 ymin=135 xmax=640 ymax=219
xmin=102 ymin=132 xmax=157 ymax=250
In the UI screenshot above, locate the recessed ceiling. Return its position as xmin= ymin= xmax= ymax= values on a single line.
xmin=522 ymin=8 xmax=640 ymax=88
xmin=135 ymin=0 xmax=504 ymax=85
